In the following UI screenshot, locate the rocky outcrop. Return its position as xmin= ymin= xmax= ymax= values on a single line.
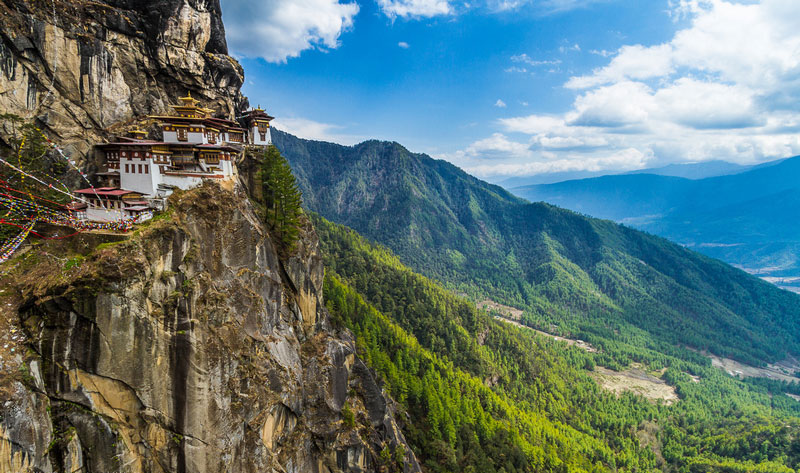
xmin=0 ymin=0 xmax=246 ymax=164
xmin=0 ymin=183 xmax=420 ymax=472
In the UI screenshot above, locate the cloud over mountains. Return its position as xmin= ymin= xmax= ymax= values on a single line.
xmin=449 ymin=0 xmax=800 ymax=178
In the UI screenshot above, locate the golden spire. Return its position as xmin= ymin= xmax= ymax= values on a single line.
xmin=179 ymin=91 xmax=199 ymax=107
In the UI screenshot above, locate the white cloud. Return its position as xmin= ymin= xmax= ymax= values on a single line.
xmin=465 ymin=133 xmax=531 ymax=159
xmin=590 ymin=49 xmax=614 ymax=57
xmin=566 ymin=44 xmax=673 ymax=89
xmin=652 ymin=78 xmax=764 ymax=129
xmin=222 ymin=0 xmax=359 ymax=63
xmin=489 ymin=0 xmax=609 ymax=14
xmin=272 ymin=117 xmax=365 ymax=145
xmin=398 ymin=41 xmax=410 ymax=48
xmin=494 ymin=99 xmax=507 ymax=108
xmin=377 ymin=0 xmax=452 ymax=18
xmin=442 ymin=0 xmax=800 ymax=180
xmin=568 ymin=81 xmax=653 ymax=128
xmin=511 ymin=54 xmax=561 ymax=66
xmin=559 ymin=43 xmax=581 ymax=53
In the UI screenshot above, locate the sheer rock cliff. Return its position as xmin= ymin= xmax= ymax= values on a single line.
xmin=0 ymin=0 xmax=246 ymax=163
xmin=0 ymin=184 xmax=421 ymax=472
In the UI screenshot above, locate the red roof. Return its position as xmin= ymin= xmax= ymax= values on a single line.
xmin=74 ymin=187 xmax=137 ymax=197
xmin=65 ymin=202 xmax=88 ymax=211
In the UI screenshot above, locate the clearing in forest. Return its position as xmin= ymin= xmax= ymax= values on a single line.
xmin=592 ymin=365 xmax=679 ymax=405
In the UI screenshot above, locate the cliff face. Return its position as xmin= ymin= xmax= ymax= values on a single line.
xmin=0 ymin=183 xmax=420 ymax=472
xmin=0 ymin=0 xmax=245 ymax=161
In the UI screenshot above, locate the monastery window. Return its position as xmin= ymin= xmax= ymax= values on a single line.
xmin=177 ymin=128 xmax=188 ymax=141
xmin=145 ymin=165 xmax=149 ymax=174
xmin=138 ymin=164 xmax=143 ymax=174
xmin=125 ymin=164 xmax=130 ymax=173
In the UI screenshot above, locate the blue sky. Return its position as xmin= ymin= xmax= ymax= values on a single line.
xmin=221 ymin=0 xmax=800 ymax=181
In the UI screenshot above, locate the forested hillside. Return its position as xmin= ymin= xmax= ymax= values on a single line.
xmin=272 ymin=130 xmax=800 ymax=366
xmin=316 ymin=214 xmax=800 ymax=473
xmin=510 ymin=157 xmax=800 ymax=288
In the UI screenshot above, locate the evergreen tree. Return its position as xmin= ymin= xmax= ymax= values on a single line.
xmin=258 ymin=145 xmax=303 ymax=249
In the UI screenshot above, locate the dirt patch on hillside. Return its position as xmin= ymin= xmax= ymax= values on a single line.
xmin=493 ymin=316 xmax=597 ymax=352
xmin=709 ymin=354 xmax=800 ymax=384
xmin=592 ymin=365 xmax=679 ymax=405
xmin=478 ymin=300 xmax=524 ymax=320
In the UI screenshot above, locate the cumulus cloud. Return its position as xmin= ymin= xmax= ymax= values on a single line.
xmin=494 ymin=99 xmax=507 ymax=108
xmin=566 ymin=44 xmax=673 ymax=89
xmin=398 ymin=41 xmax=410 ymax=48
xmin=222 ymin=0 xmax=359 ymax=62
xmin=443 ymin=0 xmax=800 ymax=179
xmin=377 ymin=0 xmax=452 ymax=18
xmin=272 ymin=117 xmax=365 ymax=145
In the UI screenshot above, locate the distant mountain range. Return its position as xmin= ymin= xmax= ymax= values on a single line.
xmin=510 ymin=156 xmax=800 ymax=292
xmin=495 ymin=159 xmax=759 ymax=187
xmin=273 ymin=129 xmax=800 ymax=366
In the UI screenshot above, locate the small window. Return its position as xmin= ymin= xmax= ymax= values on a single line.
xmin=125 ymin=164 xmax=129 ymax=173
xmin=145 ymin=165 xmax=149 ymax=174
xmin=177 ymin=128 xmax=188 ymax=141
xmin=138 ymin=164 xmax=143 ymax=174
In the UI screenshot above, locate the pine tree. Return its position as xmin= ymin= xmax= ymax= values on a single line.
xmin=258 ymin=145 xmax=303 ymax=250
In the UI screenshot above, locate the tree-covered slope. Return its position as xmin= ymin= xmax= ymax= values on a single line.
xmin=272 ymin=130 xmax=800 ymax=365
xmin=316 ymin=214 xmax=800 ymax=473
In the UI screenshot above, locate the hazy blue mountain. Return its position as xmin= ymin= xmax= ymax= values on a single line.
xmin=624 ymin=160 xmax=752 ymax=179
xmin=496 ymin=159 xmax=758 ymax=188
xmin=511 ymin=156 xmax=800 ymax=286
xmin=495 ymin=170 xmax=611 ymax=187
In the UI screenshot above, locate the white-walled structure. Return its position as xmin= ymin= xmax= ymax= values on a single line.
xmin=85 ymin=94 xmax=275 ymax=222
xmin=73 ymin=188 xmax=148 ymax=222
xmin=243 ymin=108 xmax=274 ymax=146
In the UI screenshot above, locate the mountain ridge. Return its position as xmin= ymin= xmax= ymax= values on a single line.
xmin=272 ymin=128 xmax=800 ymax=367
xmin=510 ymin=155 xmax=800 ymax=289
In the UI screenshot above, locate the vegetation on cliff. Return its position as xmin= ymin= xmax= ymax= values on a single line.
xmin=258 ymin=145 xmax=303 ymax=250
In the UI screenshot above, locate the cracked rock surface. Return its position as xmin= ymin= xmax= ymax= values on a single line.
xmin=0 ymin=183 xmax=421 ymax=473
xmin=0 ymin=0 xmax=246 ymax=168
